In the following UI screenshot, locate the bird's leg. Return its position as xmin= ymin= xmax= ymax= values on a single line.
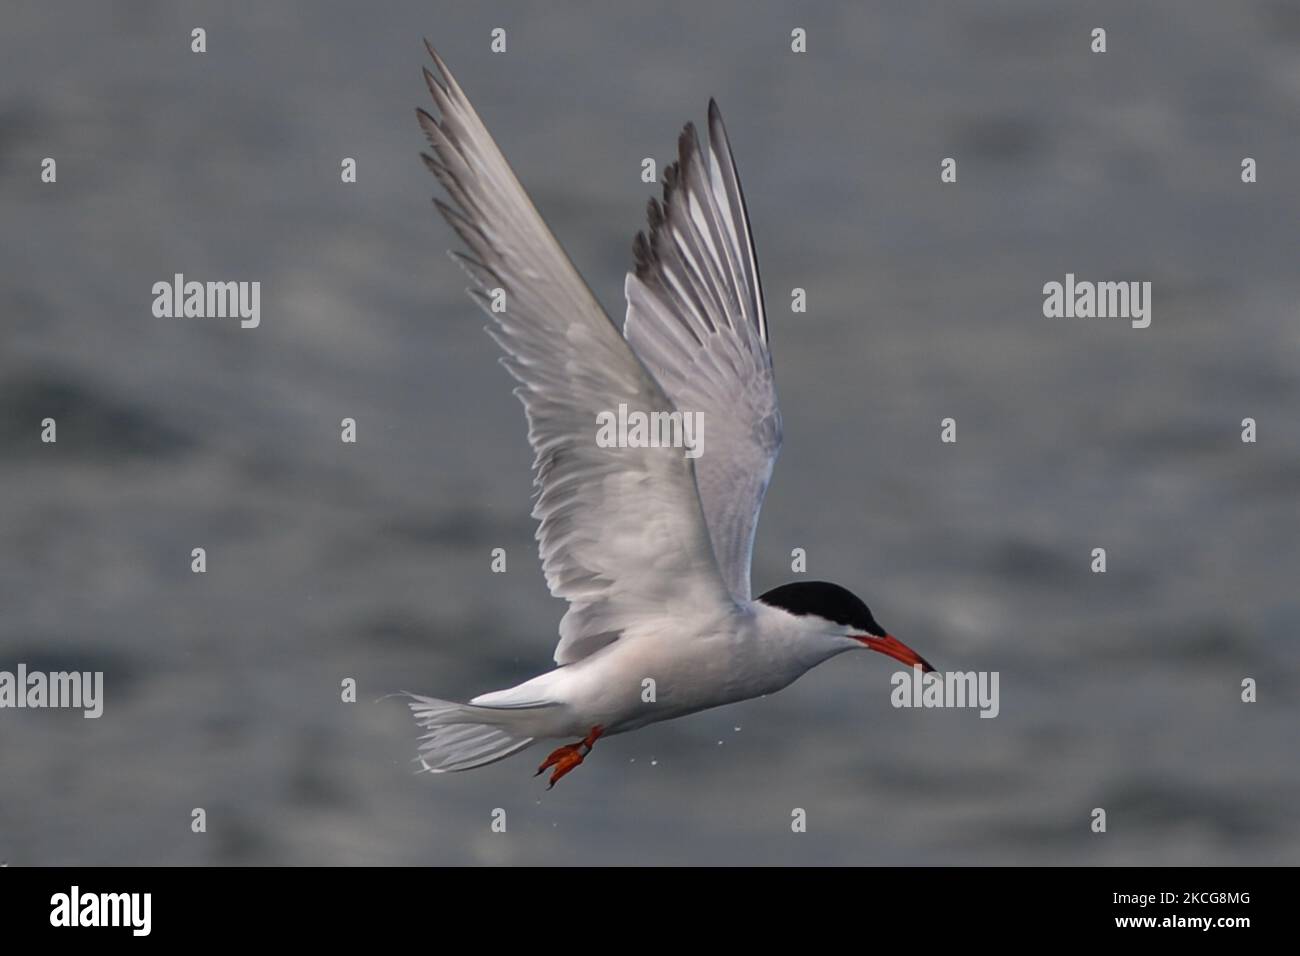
xmin=535 ymin=726 xmax=603 ymax=789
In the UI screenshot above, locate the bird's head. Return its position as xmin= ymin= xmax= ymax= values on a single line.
xmin=757 ymin=581 xmax=935 ymax=672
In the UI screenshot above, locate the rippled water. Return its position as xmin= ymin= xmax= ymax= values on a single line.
xmin=2 ymin=1 xmax=1297 ymax=864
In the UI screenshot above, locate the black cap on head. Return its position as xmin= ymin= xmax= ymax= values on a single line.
xmin=757 ymin=581 xmax=887 ymax=637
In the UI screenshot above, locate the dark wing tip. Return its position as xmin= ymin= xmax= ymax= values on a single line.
xmin=661 ymin=159 xmax=680 ymax=201
xmin=632 ymin=231 xmax=654 ymax=276
xmin=423 ymin=39 xmax=446 ymax=73
xmin=669 ymin=120 xmax=704 ymax=206
xmin=415 ymin=107 xmax=442 ymax=147
xmin=422 ymin=42 xmax=458 ymax=105
xmin=677 ymin=121 xmax=700 ymax=165
xmin=706 ymin=98 xmax=729 ymax=152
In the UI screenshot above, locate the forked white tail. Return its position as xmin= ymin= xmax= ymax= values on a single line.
xmin=404 ymin=694 xmax=541 ymax=773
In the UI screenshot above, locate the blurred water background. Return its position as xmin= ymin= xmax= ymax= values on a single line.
xmin=2 ymin=0 xmax=1298 ymax=864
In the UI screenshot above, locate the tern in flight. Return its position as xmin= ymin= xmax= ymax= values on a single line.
xmin=407 ymin=45 xmax=934 ymax=788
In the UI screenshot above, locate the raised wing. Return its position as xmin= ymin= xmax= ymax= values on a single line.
xmin=417 ymin=45 xmax=735 ymax=665
xmin=623 ymin=102 xmax=782 ymax=602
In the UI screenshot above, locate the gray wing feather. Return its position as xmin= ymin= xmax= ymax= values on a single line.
xmin=418 ymin=45 xmax=734 ymax=664
xmin=623 ymin=102 xmax=782 ymax=602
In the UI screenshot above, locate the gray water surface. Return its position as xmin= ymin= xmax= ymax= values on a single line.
xmin=1 ymin=1 xmax=1297 ymax=864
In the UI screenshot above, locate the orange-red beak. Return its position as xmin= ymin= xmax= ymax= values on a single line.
xmin=856 ymin=633 xmax=936 ymax=673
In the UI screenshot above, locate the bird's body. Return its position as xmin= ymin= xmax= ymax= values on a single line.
xmin=471 ymin=601 xmax=844 ymax=739
xmin=406 ymin=44 xmax=934 ymax=786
